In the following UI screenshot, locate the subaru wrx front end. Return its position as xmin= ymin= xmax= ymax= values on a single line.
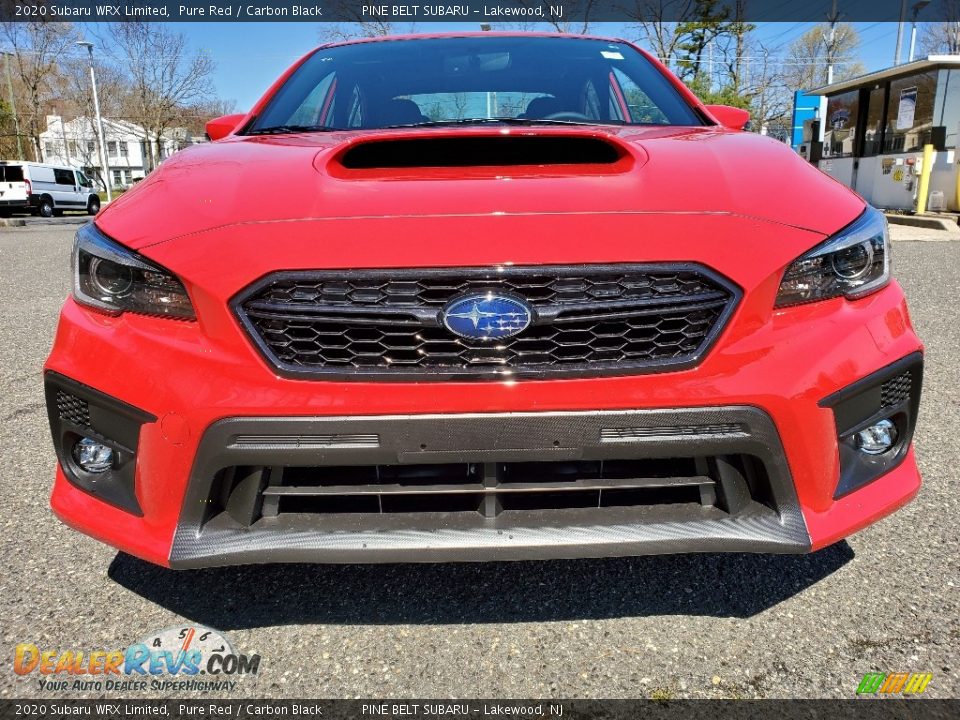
xmin=44 ymin=34 xmax=923 ymax=568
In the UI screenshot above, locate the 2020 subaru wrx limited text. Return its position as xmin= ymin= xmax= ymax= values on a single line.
xmin=43 ymin=34 xmax=923 ymax=568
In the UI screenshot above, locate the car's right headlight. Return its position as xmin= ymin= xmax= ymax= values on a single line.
xmin=775 ymin=206 xmax=890 ymax=308
xmin=72 ymin=223 xmax=195 ymax=319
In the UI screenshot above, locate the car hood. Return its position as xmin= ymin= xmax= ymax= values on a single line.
xmin=97 ymin=125 xmax=865 ymax=251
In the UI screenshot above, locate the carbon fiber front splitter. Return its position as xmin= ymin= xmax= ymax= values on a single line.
xmin=170 ymin=407 xmax=810 ymax=567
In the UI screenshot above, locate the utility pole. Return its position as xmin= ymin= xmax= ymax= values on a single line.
xmin=76 ymin=41 xmax=111 ymax=202
xmin=825 ymin=0 xmax=840 ymax=86
xmin=708 ymin=39 xmax=714 ymax=93
xmin=2 ymin=52 xmax=23 ymax=160
xmin=895 ymin=0 xmax=908 ymax=65
xmin=908 ymin=1 xmax=932 ymax=62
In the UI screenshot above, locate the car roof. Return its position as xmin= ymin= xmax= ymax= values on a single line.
xmin=319 ymin=31 xmax=631 ymax=50
xmin=0 ymin=161 xmax=79 ymax=170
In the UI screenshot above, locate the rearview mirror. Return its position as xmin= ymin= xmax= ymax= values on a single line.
xmin=205 ymin=113 xmax=246 ymax=141
xmin=704 ymin=104 xmax=751 ymax=131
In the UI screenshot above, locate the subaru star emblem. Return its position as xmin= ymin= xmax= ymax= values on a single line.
xmin=442 ymin=293 xmax=533 ymax=341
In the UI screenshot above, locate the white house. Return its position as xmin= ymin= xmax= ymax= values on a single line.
xmin=39 ymin=115 xmax=200 ymax=189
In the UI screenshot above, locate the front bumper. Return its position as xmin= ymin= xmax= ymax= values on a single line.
xmin=44 ymin=280 xmax=924 ymax=568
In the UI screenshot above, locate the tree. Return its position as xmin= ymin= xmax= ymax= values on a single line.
xmin=672 ymin=0 xmax=732 ymax=82
xmin=732 ymin=39 xmax=792 ymax=136
xmin=318 ymin=21 xmax=420 ymax=43
xmin=916 ymin=0 xmax=960 ymax=55
xmin=54 ymin=55 xmax=127 ymax=122
xmin=104 ymin=22 xmax=215 ymax=170
xmin=712 ymin=0 xmax=754 ymax=95
xmin=316 ymin=0 xmax=421 ymax=44
xmin=0 ymin=97 xmax=17 ymax=159
xmin=919 ymin=22 xmax=960 ymax=55
xmin=628 ymin=0 xmax=751 ymax=89
xmin=0 ymin=19 xmax=78 ymax=160
xmin=627 ymin=0 xmax=795 ymax=139
xmin=784 ymin=23 xmax=865 ymax=92
xmin=626 ymin=0 xmax=698 ymax=67
xmin=179 ymin=98 xmax=239 ymax=138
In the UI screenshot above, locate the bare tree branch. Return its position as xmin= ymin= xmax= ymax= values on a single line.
xmin=105 ymin=22 xmax=215 ymax=169
xmin=1 ymin=18 xmax=78 ymax=159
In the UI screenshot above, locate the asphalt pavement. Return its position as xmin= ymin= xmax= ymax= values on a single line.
xmin=0 ymin=223 xmax=957 ymax=699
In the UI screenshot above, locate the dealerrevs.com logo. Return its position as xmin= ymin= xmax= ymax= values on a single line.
xmin=13 ymin=626 xmax=261 ymax=693
xmin=856 ymin=672 xmax=933 ymax=696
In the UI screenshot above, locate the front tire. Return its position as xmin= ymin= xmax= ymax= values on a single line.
xmin=37 ymin=197 xmax=54 ymax=218
xmin=87 ymin=196 xmax=101 ymax=215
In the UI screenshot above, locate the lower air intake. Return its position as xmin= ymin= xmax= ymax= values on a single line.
xmin=207 ymin=454 xmax=773 ymax=523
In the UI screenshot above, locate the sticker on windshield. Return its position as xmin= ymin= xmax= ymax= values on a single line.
xmin=601 ymin=51 xmax=624 ymax=60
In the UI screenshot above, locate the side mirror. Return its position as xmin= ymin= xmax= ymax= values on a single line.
xmin=205 ymin=113 xmax=246 ymax=141
xmin=704 ymin=104 xmax=751 ymax=131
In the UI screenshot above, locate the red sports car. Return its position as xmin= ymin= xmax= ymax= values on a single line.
xmin=44 ymin=33 xmax=923 ymax=568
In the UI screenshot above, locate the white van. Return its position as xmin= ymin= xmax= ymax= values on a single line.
xmin=0 ymin=163 xmax=31 ymax=215
xmin=0 ymin=162 xmax=101 ymax=217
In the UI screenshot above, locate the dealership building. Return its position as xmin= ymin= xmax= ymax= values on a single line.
xmin=799 ymin=56 xmax=960 ymax=212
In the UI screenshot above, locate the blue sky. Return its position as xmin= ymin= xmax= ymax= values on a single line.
xmin=171 ymin=22 xmax=908 ymax=110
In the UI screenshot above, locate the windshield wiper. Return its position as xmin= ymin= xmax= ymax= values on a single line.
xmin=381 ymin=117 xmax=623 ymax=129
xmin=246 ymin=124 xmax=334 ymax=135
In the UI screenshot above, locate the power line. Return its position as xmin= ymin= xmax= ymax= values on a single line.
xmin=766 ymin=22 xmax=814 ymax=46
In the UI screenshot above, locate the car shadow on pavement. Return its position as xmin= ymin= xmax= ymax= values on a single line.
xmin=107 ymin=542 xmax=854 ymax=629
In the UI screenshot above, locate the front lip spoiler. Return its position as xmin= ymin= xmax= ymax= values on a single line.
xmin=170 ymin=406 xmax=810 ymax=568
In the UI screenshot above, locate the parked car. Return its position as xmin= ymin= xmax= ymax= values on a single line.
xmin=0 ymin=162 xmax=31 ymax=215
xmin=2 ymin=161 xmax=100 ymax=217
xmin=43 ymin=33 xmax=923 ymax=569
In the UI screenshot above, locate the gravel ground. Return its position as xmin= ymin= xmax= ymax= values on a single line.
xmin=0 ymin=224 xmax=957 ymax=700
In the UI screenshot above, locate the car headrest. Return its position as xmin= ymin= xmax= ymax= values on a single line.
xmin=523 ymin=96 xmax=563 ymax=119
xmin=382 ymin=99 xmax=427 ymax=126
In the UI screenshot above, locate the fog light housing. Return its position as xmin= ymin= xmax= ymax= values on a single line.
xmin=856 ymin=419 xmax=898 ymax=455
xmin=72 ymin=437 xmax=114 ymax=473
xmin=819 ymin=353 xmax=922 ymax=499
xmin=46 ymin=373 xmax=154 ymax=516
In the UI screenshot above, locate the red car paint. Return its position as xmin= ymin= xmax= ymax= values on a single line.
xmin=44 ymin=34 xmax=922 ymax=567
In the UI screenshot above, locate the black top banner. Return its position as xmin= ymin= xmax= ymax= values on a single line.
xmin=2 ymin=0 xmax=960 ymax=24
xmin=0 ymin=700 xmax=958 ymax=720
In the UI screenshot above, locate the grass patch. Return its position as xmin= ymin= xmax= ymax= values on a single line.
xmin=97 ymin=188 xmax=130 ymax=201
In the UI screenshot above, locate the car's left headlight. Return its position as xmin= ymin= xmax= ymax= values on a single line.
xmin=72 ymin=223 xmax=195 ymax=319
xmin=775 ymin=206 xmax=890 ymax=307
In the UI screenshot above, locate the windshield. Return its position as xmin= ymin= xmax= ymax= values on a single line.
xmin=247 ymin=36 xmax=703 ymax=133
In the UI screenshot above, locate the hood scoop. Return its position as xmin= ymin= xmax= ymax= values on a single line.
xmin=328 ymin=132 xmax=635 ymax=178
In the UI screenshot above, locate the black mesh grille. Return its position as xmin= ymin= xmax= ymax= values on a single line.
xmin=55 ymin=390 xmax=90 ymax=427
xmin=236 ymin=265 xmax=738 ymax=379
xmin=880 ymin=371 xmax=912 ymax=408
xmin=255 ymin=269 xmax=722 ymax=308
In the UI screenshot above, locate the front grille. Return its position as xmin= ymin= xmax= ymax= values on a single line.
xmin=235 ymin=265 xmax=739 ymax=379
xmin=55 ymin=390 xmax=90 ymax=427
xmin=880 ymin=371 xmax=912 ymax=408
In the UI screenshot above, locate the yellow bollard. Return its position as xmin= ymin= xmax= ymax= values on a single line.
xmin=916 ymin=143 xmax=935 ymax=214
xmin=955 ymin=149 xmax=960 ymax=212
